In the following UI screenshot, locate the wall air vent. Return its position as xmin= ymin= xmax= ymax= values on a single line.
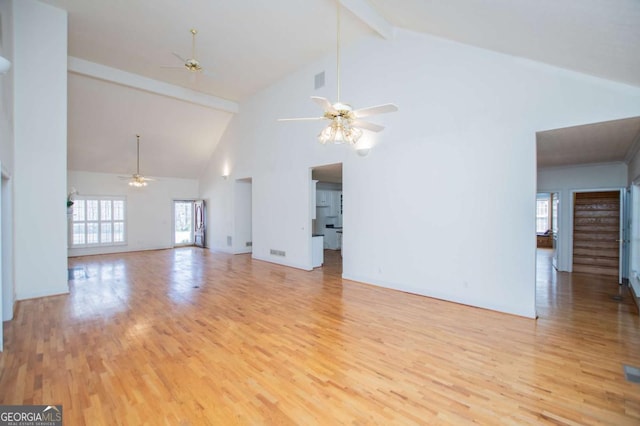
xmin=270 ymin=249 xmax=286 ymax=257
xmin=227 ymin=236 xmax=232 ymax=246
xmin=246 ymin=242 xmax=252 ymax=247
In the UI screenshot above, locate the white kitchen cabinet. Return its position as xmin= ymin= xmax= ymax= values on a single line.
xmin=316 ymin=189 xmax=329 ymax=206
xmin=323 ymin=228 xmax=342 ymax=250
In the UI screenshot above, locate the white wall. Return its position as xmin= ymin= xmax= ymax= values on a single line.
xmin=13 ymin=0 xmax=68 ymax=300
xmin=626 ymin=143 xmax=640 ymax=297
xmin=200 ymin=28 xmax=640 ymax=318
xmin=1 ymin=174 xmax=12 ymax=322
xmin=67 ymin=171 xmax=199 ymax=256
xmin=0 ymin=0 xmax=15 ymax=329
xmin=537 ymin=162 xmax=628 ymax=272
xmin=629 ymin=183 xmax=640 ymax=298
xmin=233 ymin=179 xmax=252 ymax=254
xmin=0 ymin=0 xmax=14 ymax=174
xmin=628 ymin=144 xmax=640 ymax=185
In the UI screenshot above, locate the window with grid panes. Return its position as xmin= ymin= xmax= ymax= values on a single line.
xmin=536 ymin=199 xmax=550 ymax=233
xmin=71 ymin=196 xmax=126 ymax=247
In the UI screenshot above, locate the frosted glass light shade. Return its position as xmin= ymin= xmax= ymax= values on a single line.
xmin=318 ymin=118 xmax=363 ymax=145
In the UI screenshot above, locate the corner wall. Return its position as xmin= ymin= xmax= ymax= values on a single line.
xmin=0 ymin=0 xmax=15 ymax=326
xmin=13 ymin=0 xmax=68 ymax=300
xmin=0 ymin=0 xmax=14 ymax=174
xmin=200 ymin=28 xmax=640 ymax=318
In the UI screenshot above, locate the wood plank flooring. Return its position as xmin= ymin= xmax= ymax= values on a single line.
xmin=1 ymin=248 xmax=640 ymax=424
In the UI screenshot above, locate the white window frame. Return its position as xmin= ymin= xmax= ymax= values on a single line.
xmin=536 ymin=198 xmax=550 ymax=234
xmin=70 ymin=195 xmax=127 ymax=248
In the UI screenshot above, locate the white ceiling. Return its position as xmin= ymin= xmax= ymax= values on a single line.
xmin=40 ymin=0 xmax=374 ymax=101
xmin=369 ymin=0 xmax=640 ymax=88
xmin=36 ymin=0 xmax=640 ymax=179
xmin=537 ymin=117 xmax=640 ymax=169
xmin=67 ymin=74 xmax=233 ymax=178
xmin=313 ymin=163 xmax=343 ymax=183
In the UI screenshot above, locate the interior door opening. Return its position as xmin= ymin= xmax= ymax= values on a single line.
xmin=311 ymin=163 xmax=343 ymax=273
xmin=174 ymin=200 xmax=205 ymax=247
xmin=536 ymin=193 xmax=555 ymax=244
xmin=551 ymin=192 xmax=560 ymax=270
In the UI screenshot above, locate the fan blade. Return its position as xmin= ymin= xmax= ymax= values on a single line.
xmin=141 ymin=177 xmax=157 ymax=181
xmin=311 ymin=96 xmax=336 ymax=113
xmin=172 ymin=52 xmax=188 ymax=63
xmin=352 ymin=120 xmax=385 ymax=132
xmin=118 ymin=176 xmax=132 ymax=180
xmin=278 ymin=117 xmax=325 ymax=122
xmin=353 ymin=103 xmax=398 ymax=118
xmin=161 ymin=66 xmax=187 ymax=70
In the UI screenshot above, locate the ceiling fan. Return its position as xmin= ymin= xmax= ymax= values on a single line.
xmin=118 ymin=135 xmax=155 ymax=187
xmin=278 ymin=0 xmax=398 ymax=146
xmin=163 ymin=28 xmax=213 ymax=77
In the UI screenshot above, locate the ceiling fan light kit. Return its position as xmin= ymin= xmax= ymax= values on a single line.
xmin=164 ymin=28 xmax=212 ymax=76
xmin=278 ymin=0 xmax=397 ymax=152
xmin=128 ymin=177 xmax=148 ymax=188
xmin=319 ymin=115 xmax=362 ymax=144
xmin=184 ymin=29 xmax=202 ymax=72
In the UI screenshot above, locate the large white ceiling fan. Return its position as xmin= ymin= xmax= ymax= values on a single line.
xmin=279 ymin=0 xmax=398 ymax=146
xmin=118 ymin=135 xmax=155 ymax=187
xmin=163 ymin=28 xmax=213 ymax=77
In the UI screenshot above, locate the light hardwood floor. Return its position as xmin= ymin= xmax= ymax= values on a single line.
xmin=1 ymin=248 xmax=639 ymax=424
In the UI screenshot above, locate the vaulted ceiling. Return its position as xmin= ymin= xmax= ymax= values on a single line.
xmin=37 ymin=0 xmax=640 ymax=178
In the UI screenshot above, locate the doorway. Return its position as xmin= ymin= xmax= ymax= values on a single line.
xmin=311 ymin=163 xmax=343 ymax=272
xmin=551 ymin=192 xmax=560 ymax=270
xmin=173 ymin=200 xmax=205 ymax=247
xmin=536 ymin=192 xmax=558 ymax=255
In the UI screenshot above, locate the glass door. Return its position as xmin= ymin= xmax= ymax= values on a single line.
xmin=194 ymin=200 xmax=205 ymax=248
xmin=174 ymin=201 xmax=194 ymax=246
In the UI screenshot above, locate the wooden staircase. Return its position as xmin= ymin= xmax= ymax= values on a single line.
xmin=573 ymin=191 xmax=620 ymax=276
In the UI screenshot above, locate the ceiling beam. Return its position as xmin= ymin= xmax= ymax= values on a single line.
xmin=68 ymin=57 xmax=239 ymax=114
xmin=341 ymin=0 xmax=395 ymax=40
